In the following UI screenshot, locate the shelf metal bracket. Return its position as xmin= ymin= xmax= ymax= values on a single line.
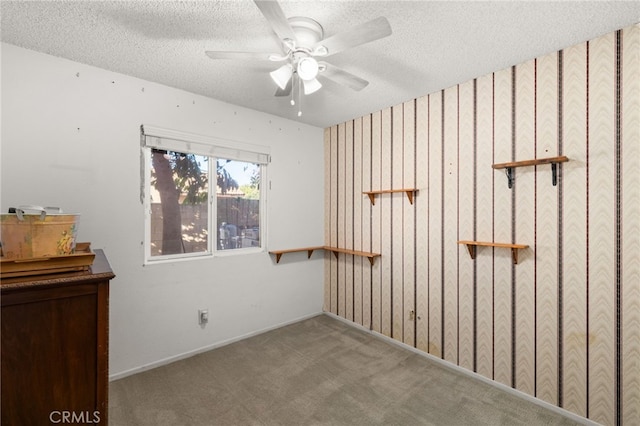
xmin=551 ymin=163 xmax=558 ymax=186
xmin=505 ymin=168 xmax=514 ymax=189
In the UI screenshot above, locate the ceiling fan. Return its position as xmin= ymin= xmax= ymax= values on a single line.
xmin=205 ymin=0 xmax=392 ymax=115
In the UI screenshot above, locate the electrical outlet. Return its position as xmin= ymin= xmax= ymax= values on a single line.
xmin=198 ymin=309 xmax=208 ymax=325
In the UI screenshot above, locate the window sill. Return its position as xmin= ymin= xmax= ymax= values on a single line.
xmin=144 ymin=246 xmax=265 ymax=265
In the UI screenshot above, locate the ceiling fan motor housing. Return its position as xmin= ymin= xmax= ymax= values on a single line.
xmin=287 ymin=16 xmax=324 ymax=48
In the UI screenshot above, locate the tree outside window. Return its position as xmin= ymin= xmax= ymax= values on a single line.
xmin=149 ymin=149 xmax=261 ymax=259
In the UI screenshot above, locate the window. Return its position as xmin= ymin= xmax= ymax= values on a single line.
xmin=149 ymin=149 xmax=210 ymax=257
xmin=216 ymin=159 xmax=261 ymax=251
xmin=141 ymin=125 xmax=269 ymax=263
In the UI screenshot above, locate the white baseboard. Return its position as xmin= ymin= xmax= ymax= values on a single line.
xmin=324 ymin=312 xmax=600 ymax=426
xmin=109 ymin=311 xmax=323 ymax=381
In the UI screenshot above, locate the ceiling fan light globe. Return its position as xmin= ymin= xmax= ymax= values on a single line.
xmin=302 ymin=78 xmax=322 ymax=95
xmin=297 ymin=57 xmax=319 ymax=81
xmin=270 ymin=64 xmax=293 ymax=90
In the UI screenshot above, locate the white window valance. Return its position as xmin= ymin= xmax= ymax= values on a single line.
xmin=141 ymin=125 xmax=270 ymax=164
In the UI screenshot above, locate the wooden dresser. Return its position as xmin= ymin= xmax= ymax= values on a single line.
xmin=1 ymin=250 xmax=114 ymax=425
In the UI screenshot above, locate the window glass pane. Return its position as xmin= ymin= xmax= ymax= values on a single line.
xmin=150 ymin=149 xmax=209 ymax=257
xmin=216 ymin=159 xmax=260 ymax=250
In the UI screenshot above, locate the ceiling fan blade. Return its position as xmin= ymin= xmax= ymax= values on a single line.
xmin=315 ymin=17 xmax=392 ymax=57
xmin=275 ymin=78 xmax=293 ymax=97
xmin=320 ymin=63 xmax=369 ymax=91
xmin=254 ymin=0 xmax=296 ymax=43
xmin=205 ymin=51 xmax=275 ymax=61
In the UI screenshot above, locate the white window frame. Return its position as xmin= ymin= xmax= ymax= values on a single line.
xmin=141 ymin=125 xmax=269 ymax=265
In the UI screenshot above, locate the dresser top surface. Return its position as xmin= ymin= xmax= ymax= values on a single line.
xmin=1 ymin=249 xmax=114 ymax=291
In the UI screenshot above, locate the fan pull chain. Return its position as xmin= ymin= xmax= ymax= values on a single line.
xmin=297 ymin=76 xmax=302 ymax=116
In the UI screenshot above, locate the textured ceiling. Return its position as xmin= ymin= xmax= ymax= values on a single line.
xmin=2 ymin=1 xmax=639 ymax=128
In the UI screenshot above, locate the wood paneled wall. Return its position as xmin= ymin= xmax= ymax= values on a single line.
xmin=324 ymin=24 xmax=639 ymax=426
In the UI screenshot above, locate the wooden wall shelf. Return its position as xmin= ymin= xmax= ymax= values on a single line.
xmin=492 ymin=156 xmax=569 ymax=188
xmin=363 ymin=189 xmax=418 ymax=205
xmin=269 ymin=246 xmax=324 ymax=264
xmin=325 ymin=247 xmax=381 ymax=265
xmin=269 ymin=246 xmax=381 ymax=265
xmin=458 ymin=240 xmax=529 ymax=264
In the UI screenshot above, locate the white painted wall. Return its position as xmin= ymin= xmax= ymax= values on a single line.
xmin=0 ymin=43 xmax=325 ymax=378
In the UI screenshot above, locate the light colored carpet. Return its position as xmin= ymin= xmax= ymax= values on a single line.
xmin=109 ymin=314 xmax=586 ymax=425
